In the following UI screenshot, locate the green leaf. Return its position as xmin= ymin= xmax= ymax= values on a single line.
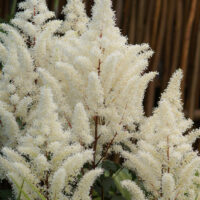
xmin=112 ymin=168 xmax=132 ymax=200
xmin=102 ymin=160 xmax=120 ymax=173
xmin=9 ymin=176 xmax=31 ymax=200
xmin=10 ymin=0 xmax=17 ymax=18
xmin=102 ymin=177 xmax=115 ymax=194
xmin=195 ymin=170 xmax=199 ymax=177
xmin=111 ymin=195 xmax=126 ymax=200
xmin=16 ymin=117 xmax=25 ymax=130
xmin=24 ymin=178 xmax=46 ymax=200
xmin=17 ymin=179 xmax=25 ymax=200
xmin=0 ymin=189 xmax=13 ymax=199
xmin=93 ymin=197 xmax=101 ymax=200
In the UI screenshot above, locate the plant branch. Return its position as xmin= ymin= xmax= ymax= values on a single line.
xmin=93 ymin=115 xmax=99 ymax=168
xmin=167 ymin=136 xmax=170 ymax=173
xmin=95 ymin=132 xmax=118 ymax=167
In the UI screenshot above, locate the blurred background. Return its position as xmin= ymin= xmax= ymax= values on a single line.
xmin=0 ymin=0 xmax=200 ymax=131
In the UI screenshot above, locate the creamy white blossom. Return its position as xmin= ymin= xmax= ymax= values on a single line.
xmin=0 ymin=0 xmax=199 ymax=199
xmin=121 ymin=70 xmax=200 ymax=200
xmin=121 ymin=180 xmax=146 ymax=200
xmin=0 ymin=87 xmax=96 ymax=199
xmin=61 ymin=0 xmax=89 ymax=34
xmin=72 ymin=103 xmax=93 ymax=145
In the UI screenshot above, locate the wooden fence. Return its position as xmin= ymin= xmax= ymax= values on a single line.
xmin=1 ymin=0 xmax=200 ymax=121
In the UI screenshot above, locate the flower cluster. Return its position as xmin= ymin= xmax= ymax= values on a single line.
xmin=0 ymin=0 xmax=199 ymax=199
xmin=120 ymin=70 xmax=200 ymax=200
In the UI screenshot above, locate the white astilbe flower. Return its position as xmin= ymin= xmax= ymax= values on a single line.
xmin=161 ymin=173 xmax=175 ymax=200
xmin=86 ymin=72 xmax=104 ymax=113
xmin=121 ymin=70 xmax=200 ymax=200
xmin=0 ymin=88 xmax=98 ymax=200
xmin=15 ymin=96 xmax=33 ymax=118
xmin=55 ymin=0 xmax=154 ymax=162
xmin=0 ymin=24 xmax=39 ymax=146
xmin=0 ymin=0 xmax=155 ymax=163
xmin=72 ymin=103 xmax=93 ymax=145
xmin=12 ymin=0 xmax=54 ymax=41
xmin=62 ymin=150 xmax=93 ymax=194
xmin=0 ymin=24 xmax=37 ymax=99
xmin=72 ymin=168 xmax=103 ymax=200
xmin=0 ymin=0 xmax=88 ymax=149
xmin=33 ymin=20 xmax=62 ymax=72
xmin=50 ymin=168 xmax=66 ymax=200
xmin=0 ymin=42 xmax=7 ymax=63
xmin=0 ymin=0 xmax=200 ymax=199
xmin=121 ymin=180 xmax=146 ymax=200
xmin=61 ymin=0 xmax=89 ymax=34
xmin=0 ymin=103 xmax=18 ymax=147
xmin=37 ymin=67 xmax=72 ymax=127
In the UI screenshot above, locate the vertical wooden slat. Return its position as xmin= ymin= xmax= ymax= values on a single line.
xmin=146 ymin=0 xmax=168 ymax=116
xmin=115 ymin=0 xmax=123 ymax=28
xmin=136 ymin=0 xmax=145 ymax=43
xmin=188 ymin=24 xmax=200 ymax=118
xmin=162 ymin=0 xmax=175 ymax=89
xmin=128 ymin=0 xmax=137 ymax=44
xmin=3 ymin=0 xmax=10 ymax=20
xmin=143 ymin=0 xmax=155 ymax=43
xmin=0 ymin=0 xmax=3 ymax=18
xmin=171 ymin=0 xmax=183 ymax=75
xmin=122 ymin=0 xmax=131 ymax=36
xmin=187 ymin=1 xmax=200 ymax=118
xmin=180 ymin=0 xmax=197 ymax=99
xmin=150 ymin=0 xmax=161 ymax=49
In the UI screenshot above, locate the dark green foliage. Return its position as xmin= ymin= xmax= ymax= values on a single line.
xmin=92 ymin=160 xmax=135 ymax=200
xmin=16 ymin=180 xmax=24 ymax=200
xmin=0 ymin=189 xmax=13 ymax=200
xmin=0 ymin=180 xmax=13 ymax=200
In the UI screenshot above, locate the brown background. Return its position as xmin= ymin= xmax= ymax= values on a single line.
xmin=0 ymin=0 xmax=200 ymax=123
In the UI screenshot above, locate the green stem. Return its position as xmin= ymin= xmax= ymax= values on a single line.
xmin=10 ymin=0 xmax=17 ymax=18
xmin=54 ymin=0 xmax=59 ymax=17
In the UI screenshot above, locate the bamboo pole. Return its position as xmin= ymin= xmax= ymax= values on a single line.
xmin=162 ymin=0 xmax=175 ymax=89
xmin=187 ymin=1 xmax=200 ymax=118
xmin=115 ymin=0 xmax=123 ymax=28
xmin=171 ymin=0 xmax=183 ymax=75
xmin=0 ymin=0 xmax=3 ymax=19
xmin=188 ymin=26 xmax=200 ymax=118
xmin=143 ymin=0 xmax=155 ymax=43
xmin=150 ymin=0 xmax=161 ymax=49
xmin=136 ymin=0 xmax=145 ymax=43
xmin=122 ymin=0 xmax=131 ymax=36
xmin=128 ymin=0 xmax=137 ymax=44
xmin=3 ymin=0 xmax=9 ymax=20
xmin=180 ymin=0 xmax=197 ymax=99
xmin=146 ymin=0 xmax=168 ymax=116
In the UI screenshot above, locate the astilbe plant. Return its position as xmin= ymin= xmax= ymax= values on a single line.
xmin=120 ymin=70 xmax=200 ymax=200
xmin=0 ymin=0 xmax=199 ymax=199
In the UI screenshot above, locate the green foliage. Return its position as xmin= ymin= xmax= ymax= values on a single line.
xmin=0 ymin=161 xmax=142 ymax=200
xmin=113 ymin=168 xmax=132 ymax=200
xmin=92 ymin=160 xmax=136 ymax=200
xmin=1 ymin=162 xmax=135 ymax=200
xmin=24 ymin=178 xmax=46 ymax=200
xmin=17 ymin=180 xmax=24 ymax=200
xmin=10 ymin=0 xmax=17 ymax=19
xmin=0 ymin=189 xmax=13 ymax=200
xmin=1 ymin=176 xmax=47 ymax=200
xmin=16 ymin=117 xmax=26 ymax=130
xmin=9 ymin=176 xmax=31 ymax=200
